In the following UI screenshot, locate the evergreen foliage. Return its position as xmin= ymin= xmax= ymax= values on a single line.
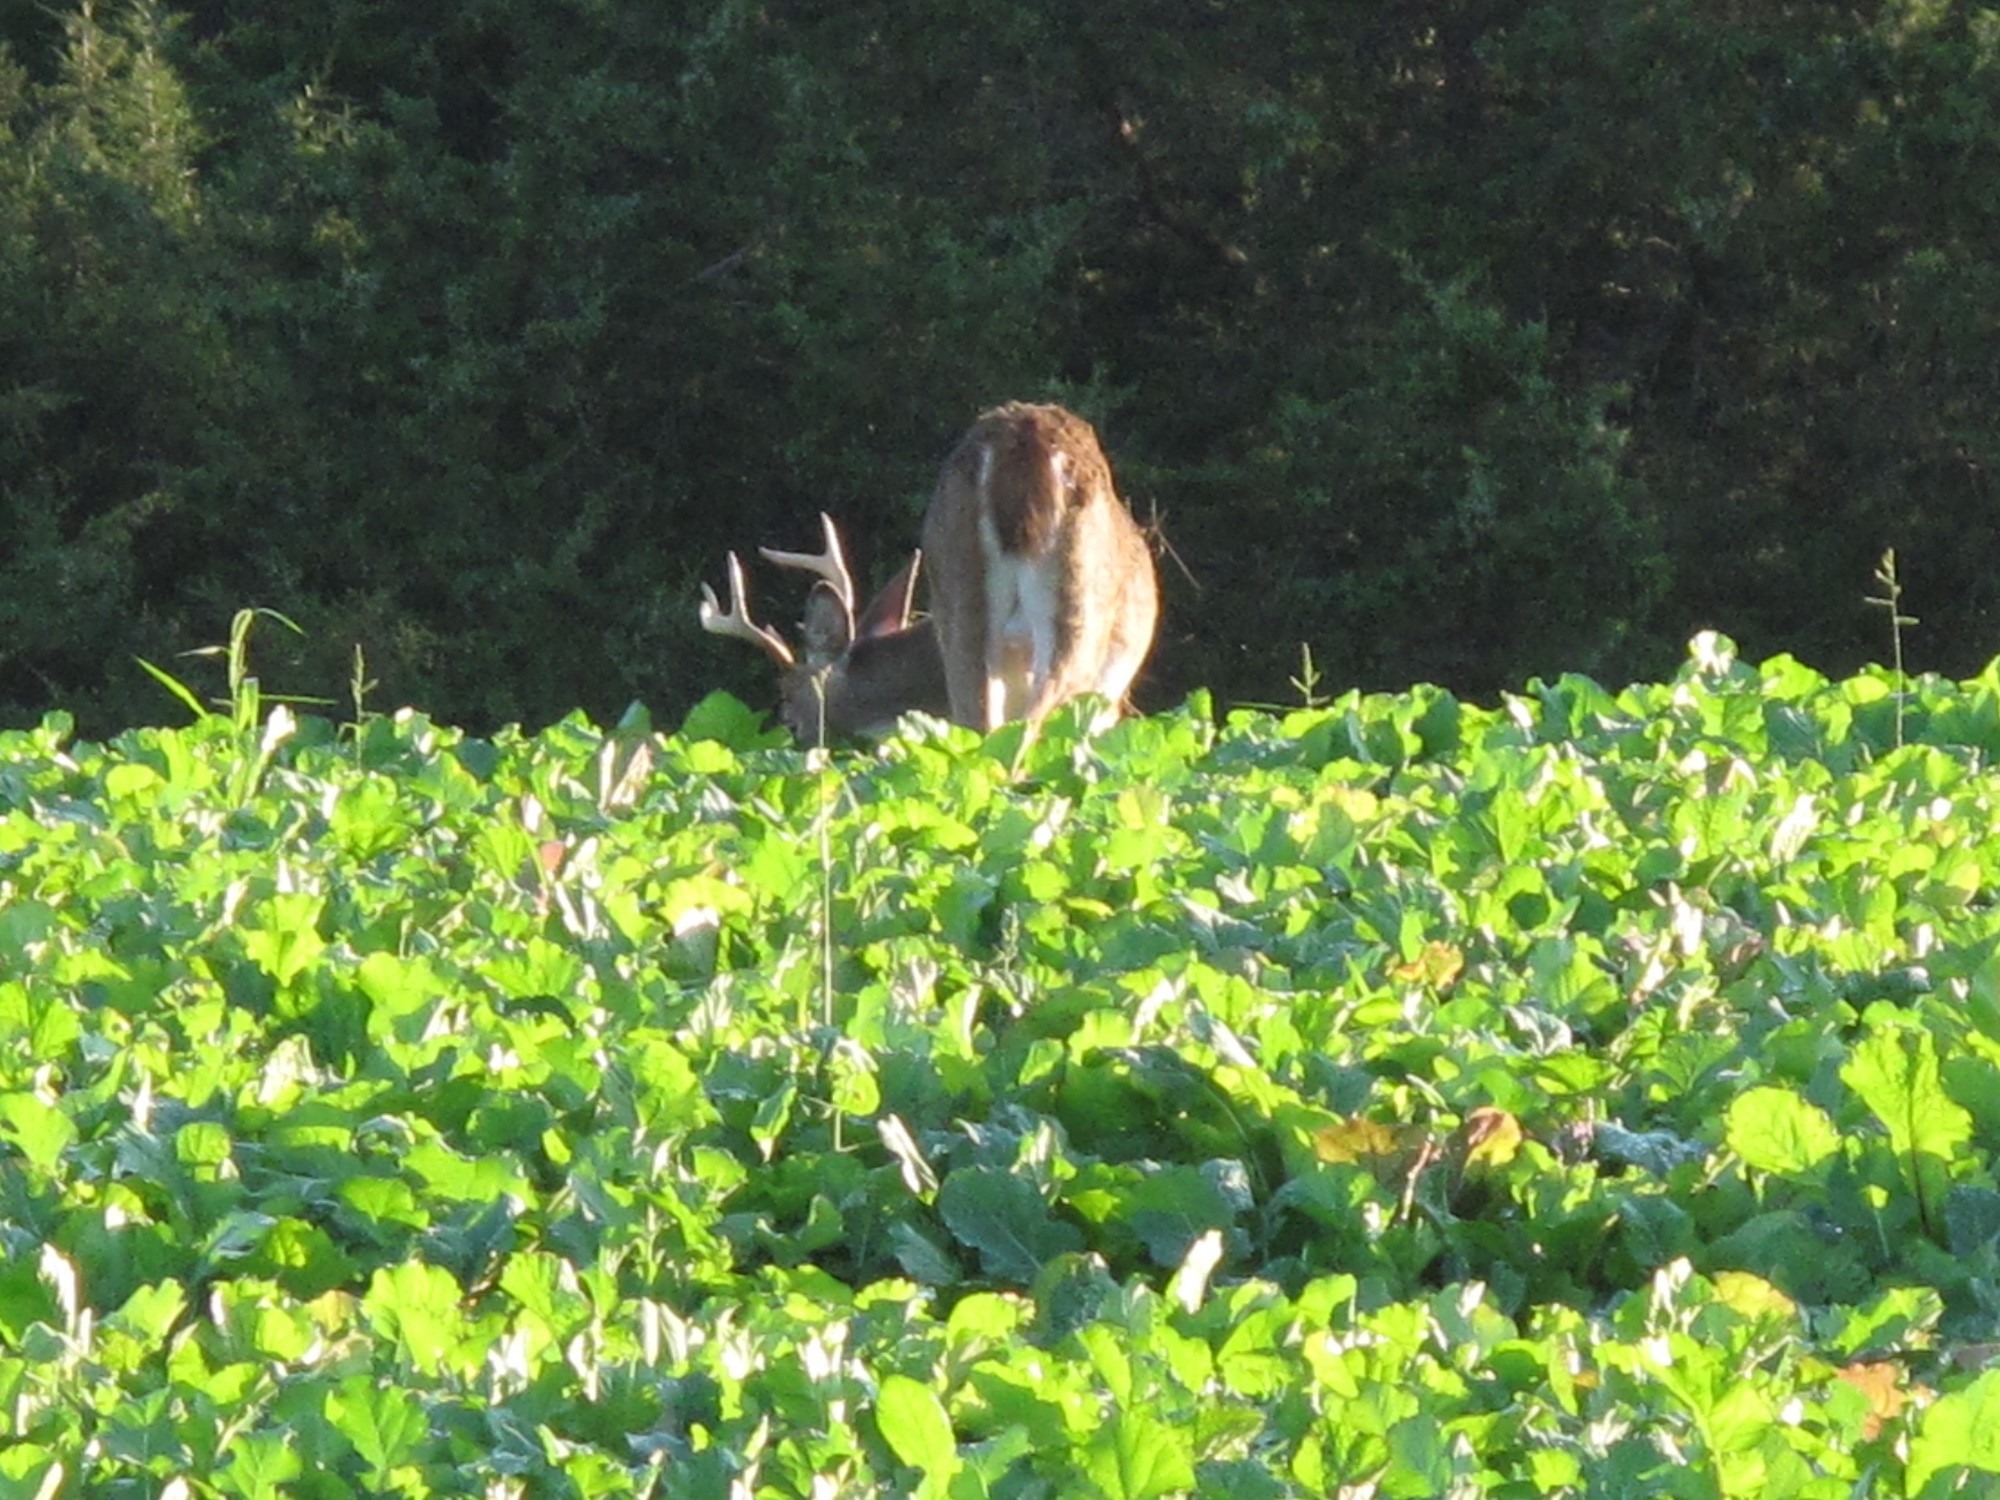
xmin=2 ymin=1 xmax=1996 ymax=731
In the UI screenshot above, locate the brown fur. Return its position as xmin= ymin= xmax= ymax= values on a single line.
xmin=960 ymin=402 xmax=1107 ymax=556
xmin=705 ymin=405 xmax=1158 ymax=741
xmin=922 ymin=403 xmax=1158 ymax=731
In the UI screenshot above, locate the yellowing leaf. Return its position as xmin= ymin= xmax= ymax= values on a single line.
xmin=1313 ymin=1117 xmax=1405 ymax=1167
xmin=1458 ymin=1107 xmax=1523 ymax=1173
xmin=1710 ymin=1270 xmax=1796 ymax=1322
xmin=1391 ymin=941 xmax=1464 ymax=989
xmin=1326 ymin=785 xmax=1379 ymax=821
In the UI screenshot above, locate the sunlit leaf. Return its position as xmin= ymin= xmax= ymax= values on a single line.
xmin=325 ymin=1374 xmax=429 ymax=1486
xmin=0 ymin=1094 xmax=75 ymax=1175
xmin=1083 ymin=1410 xmax=1196 ymax=1500
xmin=1724 ymin=1087 xmax=1841 ymax=1178
xmin=213 ymin=1430 xmax=301 ymax=1500
xmin=1458 ymin=1107 xmax=1522 ymax=1173
xmin=877 ymin=1374 xmax=960 ymax=1491
xmin=1907 ymin=1369 xmax=2000 ymax=1494
xmin=1843 ymin=1026 xmax=1973 ymax=1178
xmin=360 ymin=1261 xmax=467 ymax=1377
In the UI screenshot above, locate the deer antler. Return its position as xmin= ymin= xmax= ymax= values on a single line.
xmin=699 ymin=552 xmax=795 ymax=665
xmin=758 ymin=512 xmax=855 ymax=615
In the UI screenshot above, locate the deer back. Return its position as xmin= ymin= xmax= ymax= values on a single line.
xmin=921 ymin=403 xmax=1158 ymax=730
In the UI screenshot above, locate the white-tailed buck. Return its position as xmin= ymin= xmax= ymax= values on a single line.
xmin=701 ymin=402 xmax=1157 ymax=739
xmin=698 ymin=514 xmax=949 ymax=741
xmin=921 ymin=402 xmax=1157 ymax=731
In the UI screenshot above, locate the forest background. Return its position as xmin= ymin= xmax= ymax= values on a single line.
xmin=2 ymin=0 xmax=1996 ymax=736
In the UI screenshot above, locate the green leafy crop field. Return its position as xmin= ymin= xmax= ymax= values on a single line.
xmin=7 ymin=634 xmax=2000 ymax=1497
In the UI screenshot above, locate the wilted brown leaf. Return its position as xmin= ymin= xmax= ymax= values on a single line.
xmin=1835 ymin=1360 xmax=1905 ymax=1440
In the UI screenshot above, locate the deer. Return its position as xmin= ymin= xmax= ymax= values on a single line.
xmin=697 ymin=513 xmax=950 ymax=742
xmin=920 ymin=402 xmax=1158 ymax=731
xmin=701 ymin=402 xmax=1158 ymax=740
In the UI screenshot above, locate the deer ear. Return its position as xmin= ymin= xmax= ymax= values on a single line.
xmin=799 ymin=581 xmax=854 ymax=663
xmin=854 ymin=553 xmax=923 ymax=640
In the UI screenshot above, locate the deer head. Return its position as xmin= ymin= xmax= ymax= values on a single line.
xmin=920 ymin=403 xmax=1158 ymax=731
xmin=699 ymin=513 xmax=950 ymax=742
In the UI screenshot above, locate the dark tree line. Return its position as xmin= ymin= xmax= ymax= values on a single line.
xmin=3 ymin=0 xmax=1996 ymax=734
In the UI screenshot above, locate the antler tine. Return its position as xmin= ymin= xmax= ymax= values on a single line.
xmin=699 ymin=552 xmax=795 ymax=666
xmin=758 ymin=511 xmax=855 ymax=614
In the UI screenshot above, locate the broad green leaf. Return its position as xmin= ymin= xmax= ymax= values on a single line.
xmin=1724 ymin=1087 xmax=1840 ymax=1178
xmin=1075 ymin=1323 xmax=1134 ymax=1407
xmin=361 ymin=1261 xmax=467 ymax=1377
xmin=176 ymin=1119 xmax=232 ymax=1169
xmin=1907 ymin=1368 xmax=2000 ymax=1494
xmin=213 ymin=1429 xmax=301 ymax=1500
xmin=937 ymin=1168 xmax=1084 ymax=1283
xmin=355 ymin=951 xmax=452 ymax=1031
xmin=238 ymin=893 xmax=327 ymax=988
xmin=328 ymin=776 xmax=412 ymax=859
xmin=624 ymin=1032 xmax=719 ymax=1134
xmin=1820 ymin=1284 xmax=1943 ymax=1361
xmin=945 ymin=1292 xmax=1026 ymax=1349
xmin=105 ymin=1281 xmax=188 ymax=1346
xmin=101 ymin=760 xmax=162 ymax=802
xmin=680 ymin=690 xmax=779 ymax=748
xmin=891 ymin=1223 xmax=962 ymax=1286
xmin=828 ymin=1037 xmax=882 ymax=1118
xmin=1705 ymin=1378 xmax=1776 ymax=1457
xmin=1843 ymin=1026 xmax=1972 ymax=1165
xmin=0 ymin=1093 xmax=75 ymax=1175
xmin=1383 ymin=1412 xmax=1454 ymax=1498
xmin=0 ymin=1450 xmax=64 ymax=1500
xmin=1709 ymin=1271 xmax=1795 ymax=1323
xmin=501 ymin=1251 xmax=592 ymax=1342
xmin=0 ymin=901 xmax=55 ymax=955
xmin=1083 ymin=1410 xmax=1195 ymax=1500
xmin=750 ymin=1079 xmax=797 ymax=1162
xmin=877 ymin=1374 xmax=960 ymax=1491
xmin=0 ymin=1256 xmax=60 ymax=1344
xmin=325 ymin=1373 xmax=430 ymax=1485
xmin=245 ymin=1217 xmax=361 ymax=1299
xmin=339 ymin=1175 xmax=429 ymax=1231
xmin=405 ymin=1138 xmax=528 ymax=1202
xmin=1946 ymin=1187 xmax=2000 ymax=1257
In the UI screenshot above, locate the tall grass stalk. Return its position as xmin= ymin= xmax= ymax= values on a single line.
xmin=1865 ymin=550 xmax=1917 ymax=751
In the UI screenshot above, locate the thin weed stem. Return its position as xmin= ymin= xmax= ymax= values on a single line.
xmin=1864 ymin=549 xmax=1918 ymax=751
